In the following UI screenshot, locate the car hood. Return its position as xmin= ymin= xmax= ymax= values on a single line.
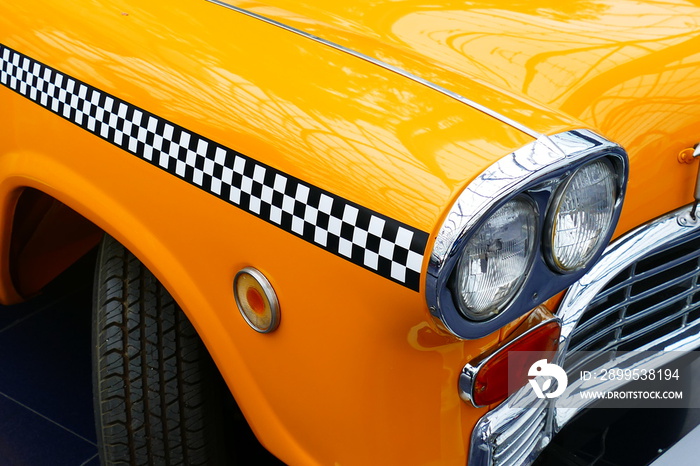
xmin=233 ymin=0 xmax=700 ymax=233
xmin=235 ymin=0 xmax=699 ymax=136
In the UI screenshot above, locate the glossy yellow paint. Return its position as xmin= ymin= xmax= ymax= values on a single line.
xmin=231 ymin=0 xmax=700 ymax=236
xmin=2 ymin=0 xmax=699 ymax=464
xmin=0 ymin=1 xmax=536 ymax=464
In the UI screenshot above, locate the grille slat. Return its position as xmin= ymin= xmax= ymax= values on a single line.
xmin=620 ymin=299 xmax=687 ymax=338
xmin=564 ymin=349 xmax=614 ymax=376
xmin=566 ymin=310 xmax=687 ymax=374
xmin=634 ymin=234 xmax=700 ymax=276
xmin=584 ymin=271 xmax=633 ymax=304
xmin=575 ymin=289 xmax=626 ymax=330
xmin=629 ymin=264 xmax=698 ymax=303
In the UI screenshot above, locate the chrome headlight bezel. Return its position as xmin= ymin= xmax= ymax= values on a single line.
xmin=426 ymin=130 xmax=628 ymax=340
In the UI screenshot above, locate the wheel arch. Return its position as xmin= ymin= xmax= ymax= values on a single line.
xmin=0 ymin=153 xmax=212 ymax=332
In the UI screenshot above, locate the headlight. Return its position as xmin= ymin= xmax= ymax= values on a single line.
xmin=451 ymin=196 xmax=537 ymax=321
xmin=427 ymin=130 xmax=627 ymax=339
xmin=547 ymin=159 xmax=617 ymax=272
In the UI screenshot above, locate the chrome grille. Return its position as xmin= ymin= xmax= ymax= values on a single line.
xmin=492 ymin=403 xmax=547 ymax=465
xmin=564 ymin=232 xmax=700 ymax=374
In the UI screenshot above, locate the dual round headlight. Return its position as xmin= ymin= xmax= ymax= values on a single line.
xmin=547 ymin=159 xmax=617 ymax=272
xmin=451 ymin=197 xmax=537 ymax=320
xmin=450 ymin=158 xmax=619 ymax=321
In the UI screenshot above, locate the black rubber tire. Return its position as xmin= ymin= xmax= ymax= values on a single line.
xmin=92 ymin=235 xmax=224 ymax=465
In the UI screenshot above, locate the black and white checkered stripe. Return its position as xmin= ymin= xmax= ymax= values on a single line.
xmin=0 ymin=44 xmax=428 ymax=290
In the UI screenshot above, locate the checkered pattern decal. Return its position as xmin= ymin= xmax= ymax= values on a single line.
xmin=0 ymin=44 xmax=428 ymax=290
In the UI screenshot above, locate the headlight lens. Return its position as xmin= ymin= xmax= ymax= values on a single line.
xmin=548 ymin=159 xmax=617 ymax=272
xmin=451 ymin=196 xmax=537 ymax=321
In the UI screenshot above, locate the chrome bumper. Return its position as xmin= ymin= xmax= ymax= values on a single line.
xmin=469 ymin=205 xmax=700 ymax=466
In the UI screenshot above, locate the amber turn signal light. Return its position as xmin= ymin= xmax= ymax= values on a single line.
xmin=460 ymin=319 xmax=561 ymax=407
xmin=234 ymin=267 xmax=280 ymax=333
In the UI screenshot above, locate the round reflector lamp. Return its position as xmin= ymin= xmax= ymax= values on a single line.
xmin=234 ymin=267 xmax=280 ymax=333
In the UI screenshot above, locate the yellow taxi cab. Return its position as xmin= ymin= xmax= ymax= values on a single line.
xmin=1 ymin=1 xmax=699 ymax=464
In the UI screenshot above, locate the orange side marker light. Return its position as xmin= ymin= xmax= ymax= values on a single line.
xmin=234 ymin=267 xmax=280 ymax=333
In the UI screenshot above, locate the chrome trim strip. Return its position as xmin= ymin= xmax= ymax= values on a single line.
xmin=469 ymin=204 xmax=700 ymax=466
xmin=204 ymin=0 xmax=541 ymax=139
xmin=427 ymin=129 xmax=628 ymax=339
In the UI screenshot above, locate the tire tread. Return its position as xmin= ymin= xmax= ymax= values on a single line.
xmin=93 ymin=236 xmax=223 ymax=465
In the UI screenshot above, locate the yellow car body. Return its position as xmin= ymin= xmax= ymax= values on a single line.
xmin=1 ymin=1 xmax=698 ymax=465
